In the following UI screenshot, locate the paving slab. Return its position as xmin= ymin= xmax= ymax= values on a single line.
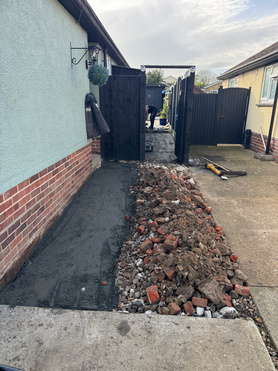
xmin=189 ymin=145 xmax=278 ymax=352
xmin=189 ymin=146 xmax=278 ymax=287
xmin=252 ymin=287 xmax=278 ymax=350
xmin=0 ymin=305 xmax=275 ymax=371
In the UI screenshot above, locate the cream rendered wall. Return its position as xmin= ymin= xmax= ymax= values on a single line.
xmin=0 ymin=0 xmax=91 ymax=194
xmin=222 ymin=68 xmax=278 ymax=139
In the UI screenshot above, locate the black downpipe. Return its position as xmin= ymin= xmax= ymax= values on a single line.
xmin=266 ymin=79 xmax=278 ymax=154
xmin=103 ymin=48 xmax=107 ymax=68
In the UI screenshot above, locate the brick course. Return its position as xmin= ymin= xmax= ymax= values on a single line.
xmin=0 ymin=143 xmax=94 ymax=289
xmin=250 ymin=131 xmax=278 ymax=163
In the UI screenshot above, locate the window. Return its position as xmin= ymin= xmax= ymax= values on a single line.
xmin=229 ymin=76 xmax=238 ymax=87
xmin=261 ymin=64 xmax=278 ymax=102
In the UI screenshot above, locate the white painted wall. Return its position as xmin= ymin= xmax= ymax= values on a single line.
xmin=0 ymin=0 xmax=91 ymax=194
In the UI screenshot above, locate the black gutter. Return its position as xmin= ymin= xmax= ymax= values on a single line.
xmin=218 ymin=54 xmax=278 ymax=80
xmin=265 ymin=79 xmax=278 ymax=155
xmin=58 ymin=0 xmax=129 ymax=67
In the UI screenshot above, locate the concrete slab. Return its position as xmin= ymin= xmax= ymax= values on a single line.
xmin=0 ymin=305 xmax=275 ymax=371
xmin=252 ymin=287 xmax=278 ymax=350
xmin=189 ymin=145 xmax=278 ymax=352
xmin=189 ymin=146 xmax=278 ymax=287
xmin=254 ymin=153 xmax=274 ymax=161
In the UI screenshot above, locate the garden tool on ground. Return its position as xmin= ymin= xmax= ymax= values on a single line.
xmin=189 ymin=157 xmax=247 ymax=180
xmin=202 ymin=157 xmax=247 ymax=179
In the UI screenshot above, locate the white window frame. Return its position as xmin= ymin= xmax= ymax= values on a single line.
xmin=229 ymin=76 xmax=238 ymax=87
xmin=261 ymin=63 xmax=278 ymax=102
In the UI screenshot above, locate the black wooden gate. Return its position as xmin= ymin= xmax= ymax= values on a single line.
xmin=173 ymin=72 xmax=195 ymax=163
xmin=191 ymin=87 xmax=250 ymax=145
xmin=99 ymin=66 xmax=146 ymax=161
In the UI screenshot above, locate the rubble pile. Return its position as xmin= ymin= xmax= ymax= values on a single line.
xmin=116 ymin=163 xmax=250 ymax=318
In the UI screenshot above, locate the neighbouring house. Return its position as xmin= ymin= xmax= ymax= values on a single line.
xmin=0 ymin=0 xmax=128 ymax=288
xmin=164 ymin=75 xmax=178 ymax=85
xmin=218 ymin=41 xmax=278 ymax=161
xmin=202 ymin=80 xmax=223 ymax=94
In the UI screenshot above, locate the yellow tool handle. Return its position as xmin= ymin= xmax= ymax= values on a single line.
xmin=206 ymin=164 xmax=221 ymax=176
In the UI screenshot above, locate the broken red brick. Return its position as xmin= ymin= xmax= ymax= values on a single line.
xmin=224 ymin=300 xmax=232 ymax=307
xmin=138 ymin=225 xmax=145 ymax=234
xmin=101 ymin=281 xmax=108 ymax=285
xmin=223 ymin=293 xmax=232 ymax=307
xmin=230 ymin=255 xmax=238 ymax=262
xmin=146 ymin=285 xmax=160 ymax=304
xmin=215 ymin=226 xmax=223 ymax=231
xmin=164 ymin=267 xmax=176 ymax=280
xmin=235 ymin=284 xmax=250 ymax=297
xmin=151 ymin=237 xmax=161 ymax=244
xmin=204 ymin=207 xmax=211 ymax=214
xmin=163 ymin=234 xmax=179 ymax=252
xmin=223 ymin=293 xmax=232 ymax=301
xmin=183 ymin=301 xmax=194 ymax=316
xmin=190 ymin=194 xmax=207 ymax=209
xmin=157 ymin=225 xmax=167 ymax=235
xmin=192 ymin=297 xmax=208 ymax=308
xmin=147 ymin=221 xmax=158 ymax=230
xmin=124 ymin=215 xmax=130 ymax=221
xmin=143 ymin=257 xmax=149 ymax=265
xmin=146 ymin=248 xmax=153 ymax=255
xmin=140 ymin=239 xmax=153 ymax=253
xmin=168 ymin=303 xmax=181 ymax=315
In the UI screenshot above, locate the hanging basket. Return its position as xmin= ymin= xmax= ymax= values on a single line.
xmin=88 ymin=65 xmax=109 ymax=86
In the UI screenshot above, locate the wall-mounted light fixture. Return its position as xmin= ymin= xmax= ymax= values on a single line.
xmin=70 ymin=43 xmax=101 ymax=69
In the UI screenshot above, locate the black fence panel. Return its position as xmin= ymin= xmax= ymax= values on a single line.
xmin=217 ymin=87 xmax=250 ymax=144
xmin=191 ymin=94 xmax=218 ymax=145
xmin=100 ymin=73 xmax=146 ymax=161
xmin=174 ymin=72 xmax=195 ymax=163
xmin=191 ymin=87 xmax=250 ymax=145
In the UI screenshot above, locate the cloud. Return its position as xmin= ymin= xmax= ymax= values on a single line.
xmin=87 ymin=0 xmax=278 ymax=76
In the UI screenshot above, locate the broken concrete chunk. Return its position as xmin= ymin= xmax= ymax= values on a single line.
xmin=197 ymin=277 xmax=226 ymax=308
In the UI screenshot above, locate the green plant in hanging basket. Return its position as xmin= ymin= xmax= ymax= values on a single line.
xmin=88 ymin=65 xmax=109 ymax=85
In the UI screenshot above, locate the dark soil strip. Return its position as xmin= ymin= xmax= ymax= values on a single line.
xmin=0 ymin=162 xmax=138 ymax=311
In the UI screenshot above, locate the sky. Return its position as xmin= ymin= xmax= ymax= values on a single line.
xmin=88 ymin=0 xmax=278 ymax=79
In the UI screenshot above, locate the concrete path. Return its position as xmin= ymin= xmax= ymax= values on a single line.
xmin=0 ymin=305 xmax=275 ymax=371
xmin=189 ymin=145 xmax=278 ymax=350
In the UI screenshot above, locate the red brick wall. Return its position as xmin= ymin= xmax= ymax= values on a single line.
xmin=91 ymin=137 xmax=101 ymax=155
xmin=250 ymin=132 xmax=278 ymax=163
xmin=0 ymin=143 xmax=93 ymax=289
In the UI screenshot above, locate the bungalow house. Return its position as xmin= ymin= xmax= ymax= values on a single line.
xmin=218 ymin=41 xmax=278 ymax=161
xmin=0 ymin=0 xmax=128 ymax=288
xmin=202 ymin=80 xmax=223 ymax=94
